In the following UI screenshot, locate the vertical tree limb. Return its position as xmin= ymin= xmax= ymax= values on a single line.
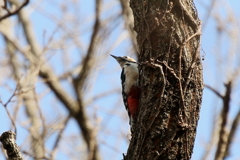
xmin=214 ymin=81 xmax=232 ymax=160
xmin=73 ymin=0 xmax=102 ymax=159
xmin=126 ymin=0 xmax=203 ymax=159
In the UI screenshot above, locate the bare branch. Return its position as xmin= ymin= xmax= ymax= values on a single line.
xmin=74 ymin=0 xmax=101 ymax=89
xmin=72 ymin=0 xmax=102 ymax=159
xmin=175 ymin=0 xmax=199 ymax=31
xmin=50 ymin=114 xmax=71 ymax=159
xmin=223 ymin=108 xmax=240 ymax=159
xmin=205 ymin=84 xmax=223 ymax=99
xmin=0 ymin=0 xmax=29 ymax=21
xmin=0 ymin=84 xmax=33 ymax=136
xmin=201 ymin=0 xmax=217 ymax=30
xmin=7 ymin=1 xmax=100 ymax=158
xmin=214 ymin=81 xmax=232 ymax=160
xmin=119 ymin=0 xmax=138 ymax=54
xmin=86 ymin=88 xmax=121 ymax=105
xmin=181 ymin=21 xmax=202 ymax=94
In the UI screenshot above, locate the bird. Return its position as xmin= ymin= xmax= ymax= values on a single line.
xmin=111 ymin=54 xmax=141 ymax=126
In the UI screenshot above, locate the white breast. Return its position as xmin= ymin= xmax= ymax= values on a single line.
xmin=123 ymin=62 xmax=139 ymax=94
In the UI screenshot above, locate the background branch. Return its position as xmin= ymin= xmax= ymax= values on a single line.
xmin=214 ymin=81 xmax=232 ymax=160
xmin=0 ymin=0 xmax=29 ymax=21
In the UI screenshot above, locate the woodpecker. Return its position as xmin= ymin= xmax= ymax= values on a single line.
xmin=111 ymin=54 xmax=141 ymax=125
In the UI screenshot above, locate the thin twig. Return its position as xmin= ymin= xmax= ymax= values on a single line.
xmin=119 ymin=0 xmax=138 ymax=53
xmin=201 ymin=0 xmax=217 ymax=30
xmin=50 ymin=114 xmax=71 ymax=159
xmin=0 ymin=0 xmax=29 ymax=21
xmin=183 ymin=21 xmax=202 ymax=93
xmin=21 ymin=150 xmax=48 ymax=159
xmin=204 ymin=84 xmax=223 ymax=99
xmin=0 ymin=84 xmax=20 ymax=135
xmin=2 ymin=0 xmax=11 ymax=13
xmin=33 ymin=90 xmax=46 ymax=141
xmin=175 ymin=0 xmax=198 ymax=31
xmin=86 ymin=88 xmax=121 ymax=105
xmin=73 ymin=0 xmax=102 ymax=159
xmin=157 ymin=60 xmax=179 ymax=80
xmin=157 ymin=60 xmax=187 ymax=128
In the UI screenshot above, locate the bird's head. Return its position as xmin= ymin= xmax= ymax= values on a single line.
xmin=111 ymin=55 xmax=136 ymax=68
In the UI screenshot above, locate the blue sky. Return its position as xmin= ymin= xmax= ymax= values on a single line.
xmin=0 ymin=0 xmax=240 ymax=160
xmin=193 ymin=0 xmax=240 ymax=160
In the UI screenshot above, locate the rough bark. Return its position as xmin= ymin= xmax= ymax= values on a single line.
xmin=125 ymin=0 xmax=203 ymax=160
xmin=0 ymin=131 xmax=23 ymax=160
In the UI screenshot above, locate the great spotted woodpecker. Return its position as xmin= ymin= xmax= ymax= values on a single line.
xmin=111 ymin=55 xmax=141 ymax=125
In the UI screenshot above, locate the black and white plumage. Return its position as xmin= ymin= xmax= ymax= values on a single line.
xmin=111 ymin=55 xmax=141 ymax=125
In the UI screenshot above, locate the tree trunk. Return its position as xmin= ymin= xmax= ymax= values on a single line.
xmin=125 ymin=0 xmax=203 ymax=160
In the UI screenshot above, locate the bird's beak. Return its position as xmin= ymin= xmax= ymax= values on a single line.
xmin=110 ymin=54 xmax=124 ymax=62
xmin=111 ymin=54 xmax=125 ymax=67
xmin=110 ymin=54 xmax=118 ymax=59
xmin=110 ymin=55 xmax=126 ymax=61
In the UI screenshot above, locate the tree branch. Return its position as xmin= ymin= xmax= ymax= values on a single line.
xmin=50 ymin=114 xmax=71 ymax=159
xmin=205 ymin=84 xmax=223 ymax=99
xmin=119 ymin=0 xmax=138 ymax=54
xmin=0 ymin=131 xmax=23 ymax=160
xmin=214 ymin=81 xmax=232 ymax=160
xmin=0 ymin=0 xmax=29 ymax=21
xmin=73 ymin=0 xmax=101 ymax=159
xmin=223 ymin=108 xmax=240 ymax=159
